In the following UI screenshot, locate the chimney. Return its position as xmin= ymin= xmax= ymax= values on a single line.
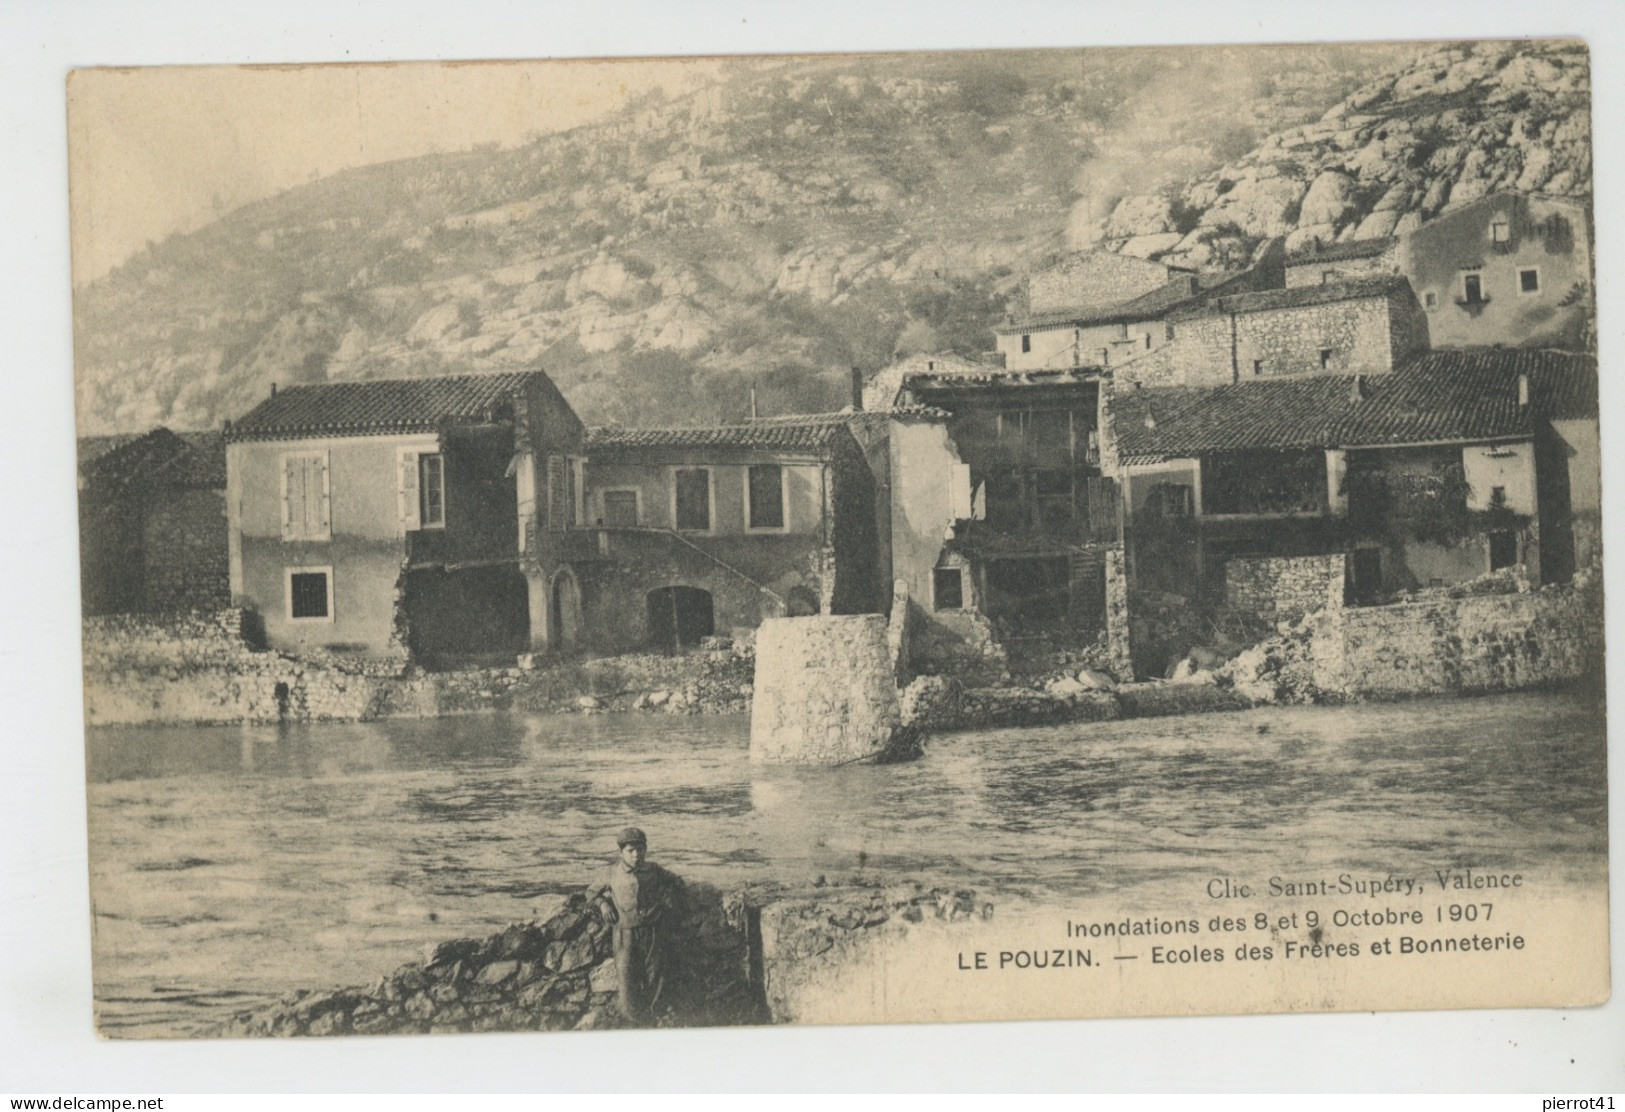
xmin=749 ymin=387 xmax=758 ymax=420
xmin=850 ymin=365 xmax=865 ymax=411
xmin=1517 ymin=371 xmax=1530 ymax=408
xmin=1349 ymin=374 xmax=1367 ymax=402
xmin=270 ymin=382 xmax=277 ymax=398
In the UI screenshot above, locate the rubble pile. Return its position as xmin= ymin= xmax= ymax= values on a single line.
xmin=215 ymin=884 xmax=757 ymax=1038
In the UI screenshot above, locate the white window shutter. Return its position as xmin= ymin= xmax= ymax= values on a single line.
xmin=312 ymin=454 xmax=330 ymax=537
xmin=281 ymin=456 xmax=298 ymax=540
xmin=398 ymin=449 xmax=420 ymax=530
xmin=950 ymin=462 xmax=973 ymax=520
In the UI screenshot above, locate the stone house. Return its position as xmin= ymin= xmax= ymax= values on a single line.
xmin=1114 ymin=275 xmax=1431 ymax=389
xmin=1107 ymin=348 xmax=1598 ymax=614
xmin=1281 ymin=193 xmax=1594 ymax=351
xmin=574 ymin=416 xmax=883 ymax=654
xmin=1398 ymin=192 xmax=1593 ymax=351
xmin=223 ymin=370 xmax=587 ymax=663
xmin=79 ymin=428 xmax=229 ymax=616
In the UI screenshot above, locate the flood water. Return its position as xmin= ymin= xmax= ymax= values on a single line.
xmin=86 ymin=691 xmax=1608 ymax=1037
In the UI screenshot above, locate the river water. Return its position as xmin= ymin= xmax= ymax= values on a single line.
xmin=86 ymin=691 xmax=1608 ymax=1037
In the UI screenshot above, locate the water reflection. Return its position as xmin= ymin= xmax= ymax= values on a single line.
xmin=86 ymin=692 xmax=1607 ymax=1035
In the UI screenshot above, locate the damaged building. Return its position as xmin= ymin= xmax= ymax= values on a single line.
xmin=222 ymin=371 xmax=587 ymax=665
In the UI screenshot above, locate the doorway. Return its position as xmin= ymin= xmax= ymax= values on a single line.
xmin=646 ymin=586 xmax=715 ymax=652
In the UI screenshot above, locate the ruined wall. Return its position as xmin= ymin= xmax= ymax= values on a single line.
xmin=81 ymin=609 xmax=403 ymax=726
xmin=1224 ymin=553 xmax=1345 ymax=625
xmin=573 ymin=530 xmax=812 ymax=655
xmin=1027 ymin=253 xmax=1183 ymax=314
xmin=1316 ymin=585 xmax=1601 ymax=699
xmin=1284 ymin=245 xmax=1398 ymax=288
xmin=750 ymin=615 xmax=900 ymax=763
xmin=1235 ymin=296 xmax=1398 ymax=379
xmin=141 ymin=488 xmax=231 ymax=612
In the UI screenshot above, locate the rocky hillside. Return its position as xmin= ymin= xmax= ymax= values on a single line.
xmin=73 ymin=41 xmax=1586 ymax=436
xmin=1089 ymin=39 xmax=1591 ymax=269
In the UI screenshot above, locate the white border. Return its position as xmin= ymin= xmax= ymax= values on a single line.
xmin=6 ymin=0 xmax=1624 ymax=1095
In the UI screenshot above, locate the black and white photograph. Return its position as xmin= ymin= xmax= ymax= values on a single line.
xmin=19 ymin=11 xmax=1617 ymax=1088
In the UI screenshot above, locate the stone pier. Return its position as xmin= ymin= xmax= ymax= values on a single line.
xmin=749 ymin=614 xmax=902 ymax=764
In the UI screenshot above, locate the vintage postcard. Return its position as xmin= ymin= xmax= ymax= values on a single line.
xmin=68 ymin=40 xmax=1607 ymax=1040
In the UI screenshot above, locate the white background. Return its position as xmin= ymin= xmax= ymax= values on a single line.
xmin=2 ymin=0 xmax=1622 ymax=1093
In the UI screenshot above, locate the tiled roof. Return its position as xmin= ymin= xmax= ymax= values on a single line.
xmin=226 ymin=371 xmax=552 ymax=440
xmin=997 ymin=279 xmax=1199 ymax=332
xmin=1286 ymin=237 xmax=1396 ymax=265
xmin=1110 ymin=349 xmax=1597 ymax=458
xmin=1327 ymin=349 xmax=1598 ymax=446
xmin=1111 ymin=377 xmax=1357 ymax=458
xmin=586 ymin=415 xmax=858 ymax=453
xmin=1170 ymin=275 xmax=1412 ymax=319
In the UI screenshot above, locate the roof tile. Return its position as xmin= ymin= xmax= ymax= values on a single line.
xmin=226 ymin=371 xmax=551 ymax=440
xmin=1110 ymin=349 xmax=1597 ymax=458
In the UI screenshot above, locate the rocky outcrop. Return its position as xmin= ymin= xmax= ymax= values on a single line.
xmin=1094 ymin=40 xmax=1591 ymax=267
xmin=216 ymin=883 xmax=759 ymax=1037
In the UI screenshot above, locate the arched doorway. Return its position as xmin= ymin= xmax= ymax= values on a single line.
xmin=548 ymin=568 xmax=581 ymax=652
xmin=646 ymin=586 xmax=714 ymax=653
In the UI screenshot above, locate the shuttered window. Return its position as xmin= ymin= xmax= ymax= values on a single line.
xmin=281 ymin=451 xmax=331 ymax=541
xmin=398 ymin=448 xmax=445 ymax=531
xmin=602 ymin=490 xmax=639 ymax=526
xmin=674 ymin=468 xmax=711 ymax=531
xmin=746 ymin=465 xmax=785 ymax=530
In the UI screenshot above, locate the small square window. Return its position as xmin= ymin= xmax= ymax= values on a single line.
xmin=288 ymin=569 xmax=332 ymax=621
xmin=933 ymin=567 xmax=965 ymax=610
xmin=1020 ymin=334 xmax=1031 ymax=354
xmin=1252 ymin=359 xmax=1263 ymax=376
xmin=1491 ymin=220 xmax=1510 ymax=244
xmin=1322 ymin=270 xmax=1336 ymax=285
xmin=1424 ymin=291 xmax=1438 ymax=309
xmin=1319 ymin=348 xmax=1333 ymax=370
xmin=1519 ymin=268 xmax=1540 ymax=294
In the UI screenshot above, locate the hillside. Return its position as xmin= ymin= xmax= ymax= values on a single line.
xmin=1090 ymin=39 xmax=1592 ymax=268
xmin=72 ymin=41 xmax=1588 ymax=436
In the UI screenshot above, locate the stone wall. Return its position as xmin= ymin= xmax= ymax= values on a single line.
xmin=1027 ymin=253 xmax=1184 ymax=315
xmin=81 ymin=609 xmax=753 ymax=726
xmin=141 ymin=489 xmax=231 ymax=612
xmin=1319 ymin=585 xmax=1600 ymax=699
xmin=1224 ymin=553 xmax=1345 ymax=625
xmin=1103 ymin=548 xmax=1133 ymax=680
xmin=1223 ymin=573 xmax=1603 ymax=703
xmin=82 ymin=610 xmax=405 ymax=726
xmin=750 ymin=615 xmax=902 ymax=764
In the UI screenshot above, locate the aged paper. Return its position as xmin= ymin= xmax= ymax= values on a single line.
xmin=67 ymin=40 xmax=1607 ymax=1043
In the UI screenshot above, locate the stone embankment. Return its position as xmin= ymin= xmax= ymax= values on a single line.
xmin=82 ymin=611 xmax=754 ymax=727
xmin=213 ymin=877 xmax=988 ymax=1037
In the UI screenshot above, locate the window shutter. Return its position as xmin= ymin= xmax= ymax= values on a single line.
xmin=312 ymin=454 xmax=330 ymax=537
xmin=398 ymin=449 xmax=420 ymax=530
xmin=281 ymin=456 xmax=298 ymax=540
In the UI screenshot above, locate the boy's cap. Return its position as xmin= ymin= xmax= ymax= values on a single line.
xmin=617 ymin=827 xmax=647 ymax=848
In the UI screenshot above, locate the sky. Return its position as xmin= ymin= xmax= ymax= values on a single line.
xmin=66 ymin=57 xmax=725 ymax=283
